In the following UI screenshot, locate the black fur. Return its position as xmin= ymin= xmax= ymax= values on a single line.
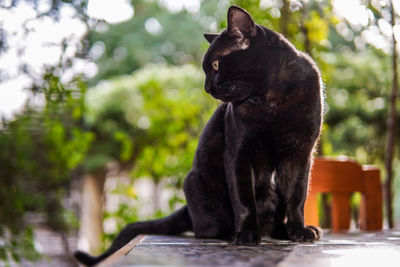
xmin=74 ymin=6 xmax=323 ymax=266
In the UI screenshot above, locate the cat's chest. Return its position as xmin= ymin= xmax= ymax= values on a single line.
xmin=225 ymin=101 xmax=287 ymax=133
xmin=224 ymin=104 xmax=269 ymax=149
xmin=224 ymin=102 xmax=304 ymax=154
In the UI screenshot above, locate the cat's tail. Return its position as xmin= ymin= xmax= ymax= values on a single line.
xmin=74 ymin=206 xmax=192 ymax=266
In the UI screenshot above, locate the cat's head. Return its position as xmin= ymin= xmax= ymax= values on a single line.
xmin=202 ymin=6 xmax=264 ymax=102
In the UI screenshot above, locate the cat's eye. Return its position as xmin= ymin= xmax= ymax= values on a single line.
xmin=212 ymin=60 xmax=219 ymax=71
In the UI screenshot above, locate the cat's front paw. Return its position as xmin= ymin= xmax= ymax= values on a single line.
xmin=288 ymin=225 xmax=322 ymax=242
xmin=234 ymin=231 xmax=261 ymax=246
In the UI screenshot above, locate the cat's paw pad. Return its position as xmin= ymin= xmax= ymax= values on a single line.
xmin=288 ymin=225 xmax=321 ymax=242
xmin=234 ymin=231 xmax=261 ymax=246
xmin=307 ymin=225 xmax=322 ymax=240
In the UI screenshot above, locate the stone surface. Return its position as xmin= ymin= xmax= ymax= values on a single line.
xmin=100 ymin=231 xmax=400 ymax=267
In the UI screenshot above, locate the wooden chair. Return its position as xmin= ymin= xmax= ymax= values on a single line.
xmin=304 ymin=157 xmax=382 ymax=231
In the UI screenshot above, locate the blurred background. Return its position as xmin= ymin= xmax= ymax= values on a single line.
xmin=0 ymin=0 xmax=399 ymax=265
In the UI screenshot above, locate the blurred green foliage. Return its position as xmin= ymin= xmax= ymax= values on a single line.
xmin=323 ymin=50 xmax=391 ymax=162
xmin=0 ymin=74 xmax=91 ymax=262
xmin=85 ymin=64 xmax=214 ymax=179
xmin=87 ymin=0 xmax=225 ymax=84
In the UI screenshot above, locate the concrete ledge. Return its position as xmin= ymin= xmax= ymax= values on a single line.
xmin=96 ymin=235 xmax=145 ymax=267
xmin=96 ymin=231 xmax=400 ymax=267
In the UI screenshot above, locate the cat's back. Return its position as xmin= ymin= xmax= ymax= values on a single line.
xmin=259 ymin=25 xmax=321 ymax=84
xmin=292 ymin=51 xmax=321 ymax=83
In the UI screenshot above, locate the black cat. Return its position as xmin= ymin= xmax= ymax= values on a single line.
xmin=74 ymin=6 xmax=323 ymax=266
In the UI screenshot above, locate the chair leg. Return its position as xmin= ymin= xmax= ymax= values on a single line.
xmin=360 ymin=167 xmax=382 ymax=230
xmin=304 ymin=191 xmax=319 ymax=227
xmin=331 ymin=193 xmax=351 ymax=231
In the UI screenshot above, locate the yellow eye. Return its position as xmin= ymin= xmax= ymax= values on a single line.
xmin=212 ymin=60 xmax=219 ymax=71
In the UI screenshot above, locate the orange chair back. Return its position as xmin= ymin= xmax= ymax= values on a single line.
xmin=304 ymin=157 xmax=382 ymax=231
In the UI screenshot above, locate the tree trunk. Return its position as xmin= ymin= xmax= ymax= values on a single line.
xmin=300 ymin=2 xmax=311 ymax=56
xmin=385 ymin=0 xmax=399 ymax=229
xmin=279 ymin=0 xmax=290 ymax=37
xmin=79 ymin=172 xmax=106 ymax=254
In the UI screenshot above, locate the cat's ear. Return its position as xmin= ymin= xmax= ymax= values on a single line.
xmin=204 ymin=33 xmax=219 ymax=44
xmin=227 ymin=6 xmax=256 ymax=38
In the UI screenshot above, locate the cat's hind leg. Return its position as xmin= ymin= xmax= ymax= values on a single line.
xmin=256 ymin=178 xmax=290 ymax=240
xmin=268 ymin=198 xmax=290 ymax=240
xmin=183 ymin=103 xmax=234 ymax=241
xmin=184 ymin=170 xmax=235 ymax=241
